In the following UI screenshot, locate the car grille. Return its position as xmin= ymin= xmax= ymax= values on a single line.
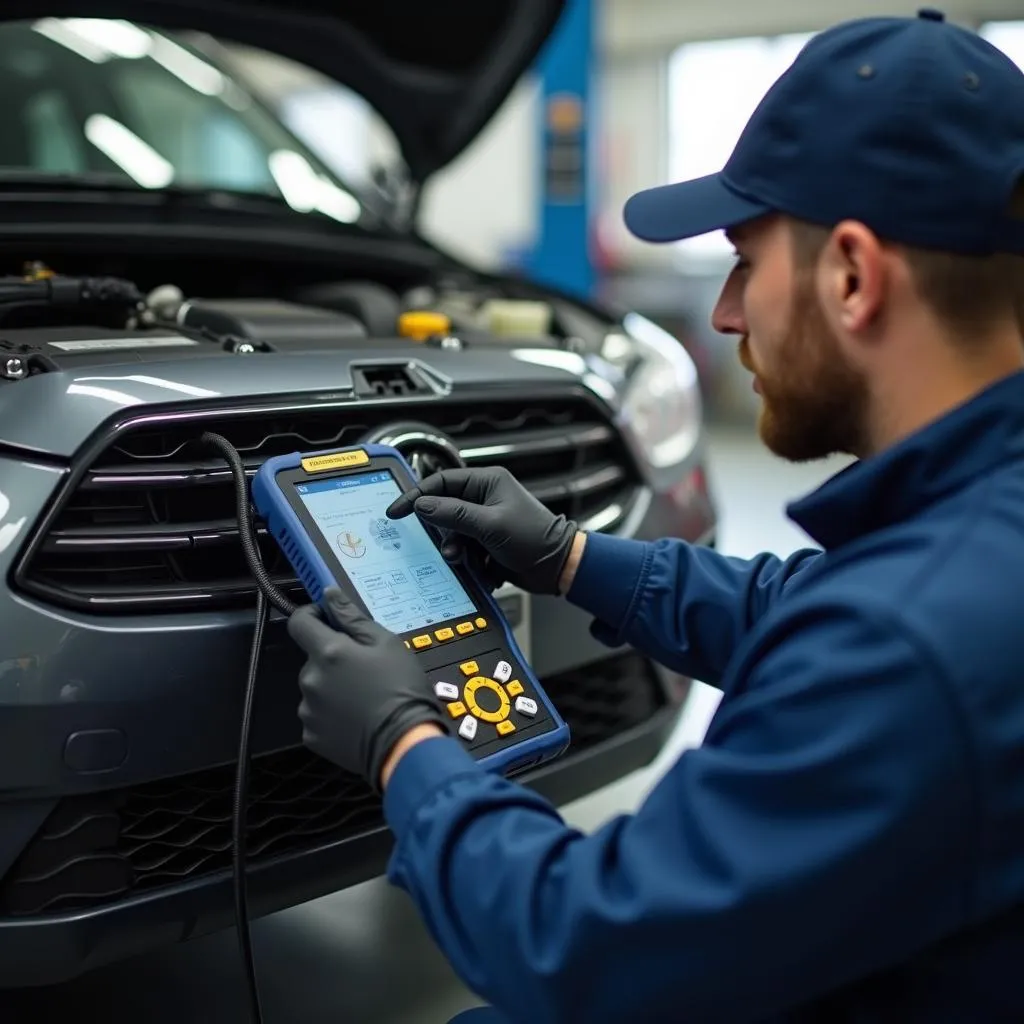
xmin=0 ymin=652 xmax=666 ymax=917
xmin=19 ymin=395 xmax=640 ymax=614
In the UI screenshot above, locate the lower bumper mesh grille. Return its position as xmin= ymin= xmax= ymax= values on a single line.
xmin=0 ymin=652 xmax=666 ymax=918
xmin=121 ymin=753 xmax=380 ymax=886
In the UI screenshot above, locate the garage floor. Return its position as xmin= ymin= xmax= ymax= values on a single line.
xmin=0 ymin=425 xmax=850 ymax=1023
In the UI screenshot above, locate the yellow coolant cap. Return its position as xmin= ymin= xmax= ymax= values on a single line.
xmin=398 ymin=310 xmax=451 ymax=341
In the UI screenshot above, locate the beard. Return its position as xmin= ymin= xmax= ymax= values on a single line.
xmin=740 ymin=280 xmax=870 ymax=462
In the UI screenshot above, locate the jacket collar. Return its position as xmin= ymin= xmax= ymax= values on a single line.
xmin=787 ymin=369 xmax=1024 ymax=550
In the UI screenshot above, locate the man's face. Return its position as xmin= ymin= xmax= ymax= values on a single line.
xmin=711 ymin=216 xmax=870 ymax=461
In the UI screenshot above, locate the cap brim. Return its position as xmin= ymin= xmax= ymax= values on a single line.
xmin=623 ymin=173 xmax=772 ymax=243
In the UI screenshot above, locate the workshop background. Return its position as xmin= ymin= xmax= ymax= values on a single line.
xmin=2 ymin=0 xmax=1022 ymax=1020
xmin=220 ymin=0 xmax=1024 ymax=426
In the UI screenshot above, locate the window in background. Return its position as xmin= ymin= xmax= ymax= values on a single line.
xmin=666 ymin=33 xmax=813 ymax=263
xmin=979 ymin=21 xmax=1024 ymax=68
xmin=0 ymin=19 xmax=362 ymax=220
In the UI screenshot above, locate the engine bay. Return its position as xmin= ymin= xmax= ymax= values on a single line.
xmin=0 ymin=257 xmax=617 ymax=384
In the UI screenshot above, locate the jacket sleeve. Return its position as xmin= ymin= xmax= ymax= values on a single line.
xmin=564 ymin=530 xmax=821 ymax=685
xmin=382 ymin=600 xmax=975 ymax=1024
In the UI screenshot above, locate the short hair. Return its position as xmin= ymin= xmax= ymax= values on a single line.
xmin=788 ymin=184 xmax=1024 ymax=339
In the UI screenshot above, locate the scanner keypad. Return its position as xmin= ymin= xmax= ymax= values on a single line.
xmin=429 ymin=649 xmax=545 ymax=751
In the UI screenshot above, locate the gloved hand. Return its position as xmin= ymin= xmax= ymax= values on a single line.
xmin=386 ymin=466 xmax=578 ymax=596
xmin=287 ymin=588 xmax=450 ymax=790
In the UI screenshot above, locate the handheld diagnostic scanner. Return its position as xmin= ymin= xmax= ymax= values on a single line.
xmin=251 ymin=444 xmax=570 ymax=777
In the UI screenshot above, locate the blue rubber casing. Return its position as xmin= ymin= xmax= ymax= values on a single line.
xmin=251 ymin=444 xmax=570 ymax=776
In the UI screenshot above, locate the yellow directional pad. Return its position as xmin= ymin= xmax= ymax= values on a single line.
xmin=463 ymin=676 xmax=511 ymax=724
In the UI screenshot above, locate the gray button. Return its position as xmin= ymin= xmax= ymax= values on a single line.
xmin=514 ymin=696 xmax=538 ymax=717
xmin=434 ymin=681 xmax=460 ymax=701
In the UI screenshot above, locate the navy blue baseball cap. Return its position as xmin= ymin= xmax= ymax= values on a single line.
xmin=624 ymin=9 xmax=1024 ymax=255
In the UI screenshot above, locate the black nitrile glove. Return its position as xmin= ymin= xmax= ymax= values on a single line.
xmin=287 ymin=588 xmax=450 ymax=790
xmin=386 ymin=466 xmax=577 ymax=597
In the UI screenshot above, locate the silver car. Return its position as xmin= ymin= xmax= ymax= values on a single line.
xmin=0 ymin=3 xmax=717 ymax=986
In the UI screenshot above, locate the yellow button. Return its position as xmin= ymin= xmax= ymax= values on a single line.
xmin=398 ymin=310 xmax=451 ymax=342
xmin=447 ymin=701 xmax=467 ymax=718
xmin=460 ymin=660 xmax=479 ymax=676
xmin=456 ymin=621 xmax=475 ymax=635
xmin=464 ymin=677 xmax=510 ymax=723
xmin=474 ymin=617 xmax=488 ymax=629
xmin=462 ymin=676 xmax=486 ymax=698
xmin=506 ymin=680 xmax=524 ymax=696
xmin=435 ymin=627 xmax=455 ymax=642
xmin=496 ymin=720 xmax=516 ymax=736
xmin=412 ymin=634 xmax=432 ymax=649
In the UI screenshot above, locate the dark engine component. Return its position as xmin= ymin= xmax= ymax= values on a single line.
xmin=174 ymin=298 xmax=367 ymax=352
xmin=290 ymin=280 xmax=402 ymax=336
xmin=0 ymin=271 xmax=143 ymax=315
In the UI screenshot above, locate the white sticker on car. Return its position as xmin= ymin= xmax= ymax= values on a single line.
xmin=48 ymin=337 xmax=200 ymax=351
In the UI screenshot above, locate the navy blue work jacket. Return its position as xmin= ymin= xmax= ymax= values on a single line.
xmin=382 ymin=370 xmax=1024 ymax=1023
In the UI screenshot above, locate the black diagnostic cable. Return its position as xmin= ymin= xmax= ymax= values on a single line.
xmin=201 ymin=432 xmax=300 ymax=1024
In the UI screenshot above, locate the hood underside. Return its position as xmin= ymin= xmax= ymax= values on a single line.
xmin=2 ymin=0 xmax=566 ymax=184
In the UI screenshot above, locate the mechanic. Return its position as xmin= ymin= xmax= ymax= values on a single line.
xmin=287 ymin=10 xmax=1024 ymax=1024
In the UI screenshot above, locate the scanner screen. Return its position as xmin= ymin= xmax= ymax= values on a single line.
xmin=295 ymin=469 xmax=476 ymax=634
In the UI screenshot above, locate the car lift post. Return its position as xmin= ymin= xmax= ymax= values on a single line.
xmin=525 ymin=0 xmax=596 ymax=300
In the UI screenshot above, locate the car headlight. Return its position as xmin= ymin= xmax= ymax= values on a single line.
xmin=608 ymin=312 xmax=702 ymax=469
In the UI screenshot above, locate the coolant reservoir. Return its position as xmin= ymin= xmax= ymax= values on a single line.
xmin=398 ymin=310 xmax=451 ymax=341
xmin=479 ymin=299 xmax=553 ymax=338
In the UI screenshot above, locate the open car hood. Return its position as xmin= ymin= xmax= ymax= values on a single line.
xmin=4 ymin=0 xmax=566 ymax=183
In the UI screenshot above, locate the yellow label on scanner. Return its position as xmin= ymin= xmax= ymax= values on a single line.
xmin=300 ymin=449 xmax=370 ymax=473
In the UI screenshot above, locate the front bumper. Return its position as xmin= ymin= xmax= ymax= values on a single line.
xmin=0 ymin=439 xmax=715 ymax=987
xmin=0 ymin=699 xmax=681 ymax=987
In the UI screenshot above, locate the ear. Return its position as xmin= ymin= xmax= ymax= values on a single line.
xmin=815 ymin=220 xmax=886 ymax=337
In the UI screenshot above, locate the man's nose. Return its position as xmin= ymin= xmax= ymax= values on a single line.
xmin=711 ymin=274 xmax=746 ymax=336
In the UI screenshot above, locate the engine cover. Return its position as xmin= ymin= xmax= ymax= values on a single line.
xmin=175 ymin=298 xmax=367 ymax=351
xmin=0 ymin=300 xmax=377 ymax=380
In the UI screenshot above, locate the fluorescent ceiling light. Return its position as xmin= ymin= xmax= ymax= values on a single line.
xmin=148 ymin=34 xmax=226 ymax=95
xmin=312 ymin=177 xmax=362 ymax=223
xmin=33 ymin=18 xmax=112 ymax=62
xmin=61 ymin=18 xmax=153 ymax=59
xmin=268 ymin=149 xmax=360 ymax=223
xmin=84 ymin=114 xmax=175 ymax=188
xmin=268 ymin=149 xmax=318 ymax=212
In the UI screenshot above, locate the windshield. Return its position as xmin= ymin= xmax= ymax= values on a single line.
xmin=0 ymin=18 xmax=373 ymax=225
